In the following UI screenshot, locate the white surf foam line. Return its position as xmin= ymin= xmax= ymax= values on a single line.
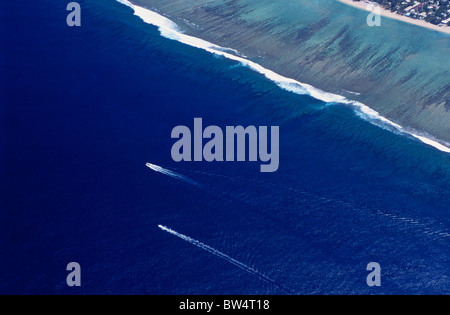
xmin=146 ymin=163 xmax=199 ymax=187
xmin=410 ymin=134 xmax=450 ymax=153
xmin=344 ymin=89 xmax=361 ymax=96
xmin=117 ymin=1 xmax=450 ymax=154
xmin=158 ymin=225 xmax=295 ymax=294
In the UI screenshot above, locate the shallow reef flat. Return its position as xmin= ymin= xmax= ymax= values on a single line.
xmin=132 ymin=0 xmax=450 ymax=144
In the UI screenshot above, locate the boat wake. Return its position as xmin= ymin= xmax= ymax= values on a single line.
xmin=158 ymin=224 xmax=295 ymax=294
xmin=146 ymin=163 xmax=199 ymax=187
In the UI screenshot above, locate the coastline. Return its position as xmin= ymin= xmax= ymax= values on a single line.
xmin=117 ymin=0 xmax=450 ymax=153
xmin=124 ymin=0 xmax=450 ymax=145
xmin=338 ymin=0 xmax=450 ymax=35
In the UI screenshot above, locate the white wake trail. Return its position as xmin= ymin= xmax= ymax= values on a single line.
xmin=158 ymin=225 xmax=295 ymax=294
xmin=146 ymin=163 xmax=199 ymax=186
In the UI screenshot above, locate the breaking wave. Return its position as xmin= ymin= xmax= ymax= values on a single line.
xmin=117 ymin=0 xmax=450 ymax=154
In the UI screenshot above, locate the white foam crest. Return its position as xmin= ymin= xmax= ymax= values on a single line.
xmin=146 ymin=163 xmax=199 ymax=186
xmin=116 ymin=0 xmax=133 ymax=9
xmin=158 ymin=225 xmax=294 ymax=293
xmin=410 ymin=134 xmax=450 ymax=153
xmin=344 ymin=89 xmax=362 ymax=96
xmin=117 ymin=1 xmax=450 ymax=154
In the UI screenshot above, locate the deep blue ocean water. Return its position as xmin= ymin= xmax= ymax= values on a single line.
xmin=0 ymin=0 xmax=449 ymax=294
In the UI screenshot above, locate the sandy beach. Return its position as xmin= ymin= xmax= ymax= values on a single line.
xmin=339 ymin=0 xmax=450 ymax=35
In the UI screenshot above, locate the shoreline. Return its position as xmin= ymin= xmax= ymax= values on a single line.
xmin=338 ymin=0 xmax=450 ymax=35
xmin=129 ymin=0 xmax=450 ymax=144
xmin=117 ymin=0 xmax=450 ymax=154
